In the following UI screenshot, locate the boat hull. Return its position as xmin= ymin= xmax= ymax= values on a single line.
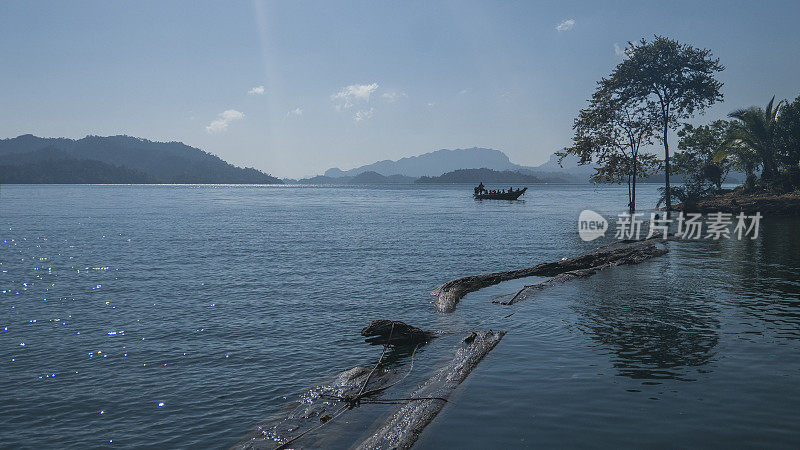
xmin=474 ymin=187 xmax=527 ymax=200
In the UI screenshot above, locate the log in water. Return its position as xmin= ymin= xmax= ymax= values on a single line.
xmin=355 ymin=330 xmax=505 ymax=449
xmin=433 ymin=238 xmax=669 ymax=313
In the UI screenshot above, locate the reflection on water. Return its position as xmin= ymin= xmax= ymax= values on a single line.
xmin=420 ymin=215 xmax=800 ymax=448
xmin=721 ymin=217 xmax=800 ymax=334
xmin=572 ymin=287 xmax=720 ymax=382
xmin=570 ymin=216 xmax=800 ymax=382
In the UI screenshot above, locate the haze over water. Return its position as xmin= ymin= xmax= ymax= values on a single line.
xmin=2 ymin=184 xmax=799 ymax=447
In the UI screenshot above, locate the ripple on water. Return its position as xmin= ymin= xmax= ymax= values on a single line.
xmin=2 ymin=185 xmax=800 ymax=448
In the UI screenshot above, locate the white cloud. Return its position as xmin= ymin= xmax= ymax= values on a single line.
xmin=556 ymin=19 xmax=575 ymax=31
xmin=614 ymin=43 xmax=625 ymax=57
xmin=381 ymin=90 xmax=407 ymax=102
xmin=287 ymin=107 xmax=303 ymax=117
xmin=354 ymin=108 xmax=374 ymax=123
xmin=205 ymin=109 xmax=244 ymax=134
xmin=427 ymin=102 xmax=436 ymax=108
xmin=458 ymin=89 xmax=469 ymax=95
xmin=332 ymin=82 xmax=379 ymax=110
xmin=247 ymin=85 xmax=265 ymax=95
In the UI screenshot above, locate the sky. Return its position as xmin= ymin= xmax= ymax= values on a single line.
xmin=2 ymin=0 xmax=800 ymax=178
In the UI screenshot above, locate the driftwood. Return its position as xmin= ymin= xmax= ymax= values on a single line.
xmin=361 ymin=319 xmax=436 ymax=346
xmin=434 ymin=238 xmax=669 ymax=313
xmin=235 ymin=329 xmax=503 ymax=449
xmin=235 ymin=366 xmax=399 ymax=449
xmin=355 ymin=330 xmax=505 ymax=450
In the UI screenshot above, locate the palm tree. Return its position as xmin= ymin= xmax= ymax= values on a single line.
xmin=727 ymin=96 xmax=785 ymax=182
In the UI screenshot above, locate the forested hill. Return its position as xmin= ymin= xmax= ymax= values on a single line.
xmin=0 ymin=134 xmax=281 ymax=184
xmin=415 ymin=168 xmax=563 ymax=184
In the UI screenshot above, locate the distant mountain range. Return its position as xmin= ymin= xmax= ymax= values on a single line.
xmin=0 ymin=134 xmax=281 ymax=184
xmin=318 ymin=147 xmax=746 ymax=185
xmin=321 ymin=147 xmax=595 ymax=182
xmin=1 ymin=137 xmax=745 ymax=186
xmin=324 ymin=148 xmax=524 ymax=178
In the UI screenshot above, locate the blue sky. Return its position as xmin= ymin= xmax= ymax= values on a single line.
xmin=2 ymin=0 xmax=799 ymax=178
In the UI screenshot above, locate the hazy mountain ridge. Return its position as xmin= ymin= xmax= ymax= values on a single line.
xmin=0 ymin=134 xmax=281 ymax=184
xmin=323 ymin=147 xmax=596 ymax=182
xmin=325 ymin=148 xmax=523 ymax=178
xmin=320 ymin=148 xmax=745 ymax=185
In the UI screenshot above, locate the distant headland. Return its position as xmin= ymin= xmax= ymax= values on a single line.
xmin=0 ymin=134 xmax=282 ymax=184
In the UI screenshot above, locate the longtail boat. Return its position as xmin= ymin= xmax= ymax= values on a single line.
xmin=474 ymin=187 xmax=527 ymax=200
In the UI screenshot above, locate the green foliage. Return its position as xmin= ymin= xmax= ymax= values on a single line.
xmin=675 ymin=120 xmax=733 ymax=191
xmin=656 ymin=179 xmax=710 ymax=212
xmin=0 ymin=157 xmax=158 ymax=184
xmin=777 ymin=95 xmax=800 ymax=185
xmin=727 ymin=96 xmax=785 ymax=183
xmin=589 ymin=151 xmax=661 ymax=184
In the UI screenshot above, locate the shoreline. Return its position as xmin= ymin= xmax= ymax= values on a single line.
xmin=693 ymin=190 xmax=800 ymax=215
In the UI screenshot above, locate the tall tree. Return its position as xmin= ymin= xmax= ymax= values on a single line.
xmin=608 ymin=36 xmax=724 ymax=216
xmin=727 ymin=96 xmax=785 ymax=182
xmin=559 ymin=78 xmax=660 ymax=212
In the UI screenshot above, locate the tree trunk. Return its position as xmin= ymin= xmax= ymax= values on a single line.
xmin=627 ymin=174 xmax=632 ymax=212
xmin=664 ymin=120 xmax=671 ymax=219
xmin=631 ymin=154 xmax=637 ymax=213
xmin=762 ymin=153 xmax=778 ymax=182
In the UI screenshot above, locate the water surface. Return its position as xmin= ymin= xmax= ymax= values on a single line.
xmin=1 ymin=184 xmax=798 ymax=448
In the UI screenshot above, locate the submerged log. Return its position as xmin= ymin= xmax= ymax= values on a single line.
xmin=361 ymin=319 xmax=436 ymax=346
xmin=355 ymin=330 xmax=505 ymax=450
xmin=234 ymin=365 xmax=400 ymax=449
xmin=434 ymin=238 xmax=669 ymax=313
xmin=235 ymin=330 xmax=503 ymax=449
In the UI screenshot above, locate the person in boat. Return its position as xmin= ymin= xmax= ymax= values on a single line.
xmin=475 ymin=182 xmax=486 ymax=196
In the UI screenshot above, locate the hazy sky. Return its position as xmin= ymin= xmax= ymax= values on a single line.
xmin=2 ymin=1 xmax=799 ymax=178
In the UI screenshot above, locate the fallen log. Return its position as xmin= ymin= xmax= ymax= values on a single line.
xmin=355 ymin=330 xmax=505 ymax=450
xmin=235 ymin=329 xmax=503 ymax=449
xmin=361 ymin=319 xmax=436 ymax=346
xmin=433 ymin=238 xmax=669 ymax=313
xmin=235 ymin=365 xmax=400 ymax=449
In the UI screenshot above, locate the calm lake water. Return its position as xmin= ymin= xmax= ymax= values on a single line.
xmin=1 ymin=184 xmax=799 ymax=448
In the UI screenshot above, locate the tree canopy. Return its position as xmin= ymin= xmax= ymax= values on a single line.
xmin=607 ymin=36 xmax=725 ymax=213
